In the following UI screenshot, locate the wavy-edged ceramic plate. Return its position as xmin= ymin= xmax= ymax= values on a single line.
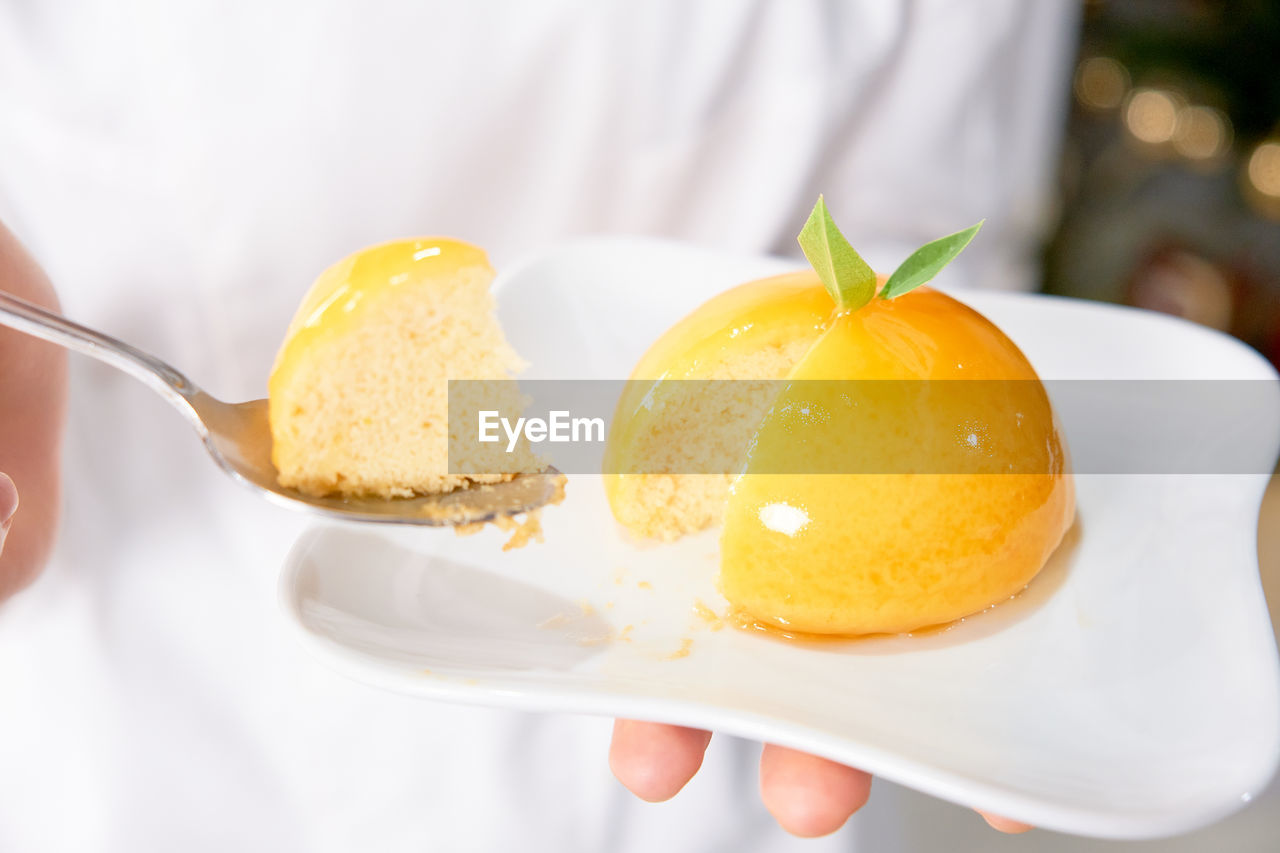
xmin=279 ymin=237 xmax=1280 ymax=840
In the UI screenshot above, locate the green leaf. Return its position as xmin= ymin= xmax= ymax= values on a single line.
xmin=879 ymin=221 xmax=984 ymax=300
xmin=797 ymin=195 xmax=877 ymax=312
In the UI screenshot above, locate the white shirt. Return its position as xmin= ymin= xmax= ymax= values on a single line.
xmin=0 ymin=2 xmax=1082 ymax=850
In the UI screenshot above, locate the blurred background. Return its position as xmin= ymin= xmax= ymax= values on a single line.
xmin=1044 ymin=0 xmax=1280 ymax=367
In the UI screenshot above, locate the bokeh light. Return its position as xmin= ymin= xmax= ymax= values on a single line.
xmin=1074 ymin=56 xmax=1130 ymax=110
xmin=1124 ymin=88 xmax=1181 ymax=145
xmin=1173 ymin=105 xmax=1232 ymax=161
xmin=1247 ymin=142 xmax=1280 ymax=198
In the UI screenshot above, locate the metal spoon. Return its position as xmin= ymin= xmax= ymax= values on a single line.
xmin=0 ymin=290 xmax=562 ymax=525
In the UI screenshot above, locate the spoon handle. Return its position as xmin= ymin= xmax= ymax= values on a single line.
xmin=0 ymin=289 xmax=204 ymax=419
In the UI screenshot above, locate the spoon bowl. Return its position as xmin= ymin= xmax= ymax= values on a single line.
xmin=0 ymin=291 xmax=561 ymax=526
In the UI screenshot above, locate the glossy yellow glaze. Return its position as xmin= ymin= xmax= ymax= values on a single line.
xmin=721 ymin=287 xmax=1075 ymax=635
xmin=618 ymin=272 xmax=832 ymax=383
xmin=268 ymin=238 xmax=490 ymax=406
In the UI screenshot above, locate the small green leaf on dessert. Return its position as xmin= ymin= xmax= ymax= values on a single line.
xmin=880 ymin=221 xmax=984 ymax=300
xmin=797 ymin=195 xmax=877 ymax=312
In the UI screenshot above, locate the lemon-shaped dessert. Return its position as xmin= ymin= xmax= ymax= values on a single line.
xmin=607 ymin=199 xmax=1074 ymax=635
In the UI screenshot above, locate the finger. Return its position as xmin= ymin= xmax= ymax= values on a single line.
xmin=977 ymin=810 xmax=1034 ymax=834
xmin=759 ymin=744 xmax=872 ymax=838
xmin=609 ymin=720 xmax=713 ymax=802
xmin=0 ymin=472 xmax=17 ymax=538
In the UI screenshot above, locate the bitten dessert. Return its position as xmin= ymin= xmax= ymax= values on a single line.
xmin=269 ymin=237 xmax=540 ymax=498
xmin=606 ymin=199 xmax=1075 ymax=635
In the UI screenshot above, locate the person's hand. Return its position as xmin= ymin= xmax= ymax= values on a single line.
xmin=609 ymin=720 xmax=1032 ymax=837
xmin=0 ymin=472 xmax=17 ymax=558
xmin=1 ymin=220 xmax=67 ymax=601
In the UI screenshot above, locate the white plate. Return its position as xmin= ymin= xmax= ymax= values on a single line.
xmin=279 ymin=237 xmax=1280 ymax=840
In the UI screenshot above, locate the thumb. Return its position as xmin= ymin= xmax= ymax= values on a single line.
xmin=0 ymin=472 xmax=17 ymax=537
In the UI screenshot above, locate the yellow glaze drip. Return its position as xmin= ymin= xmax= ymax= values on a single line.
xmin=269 ymin=238 xmax=490 ymax=402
